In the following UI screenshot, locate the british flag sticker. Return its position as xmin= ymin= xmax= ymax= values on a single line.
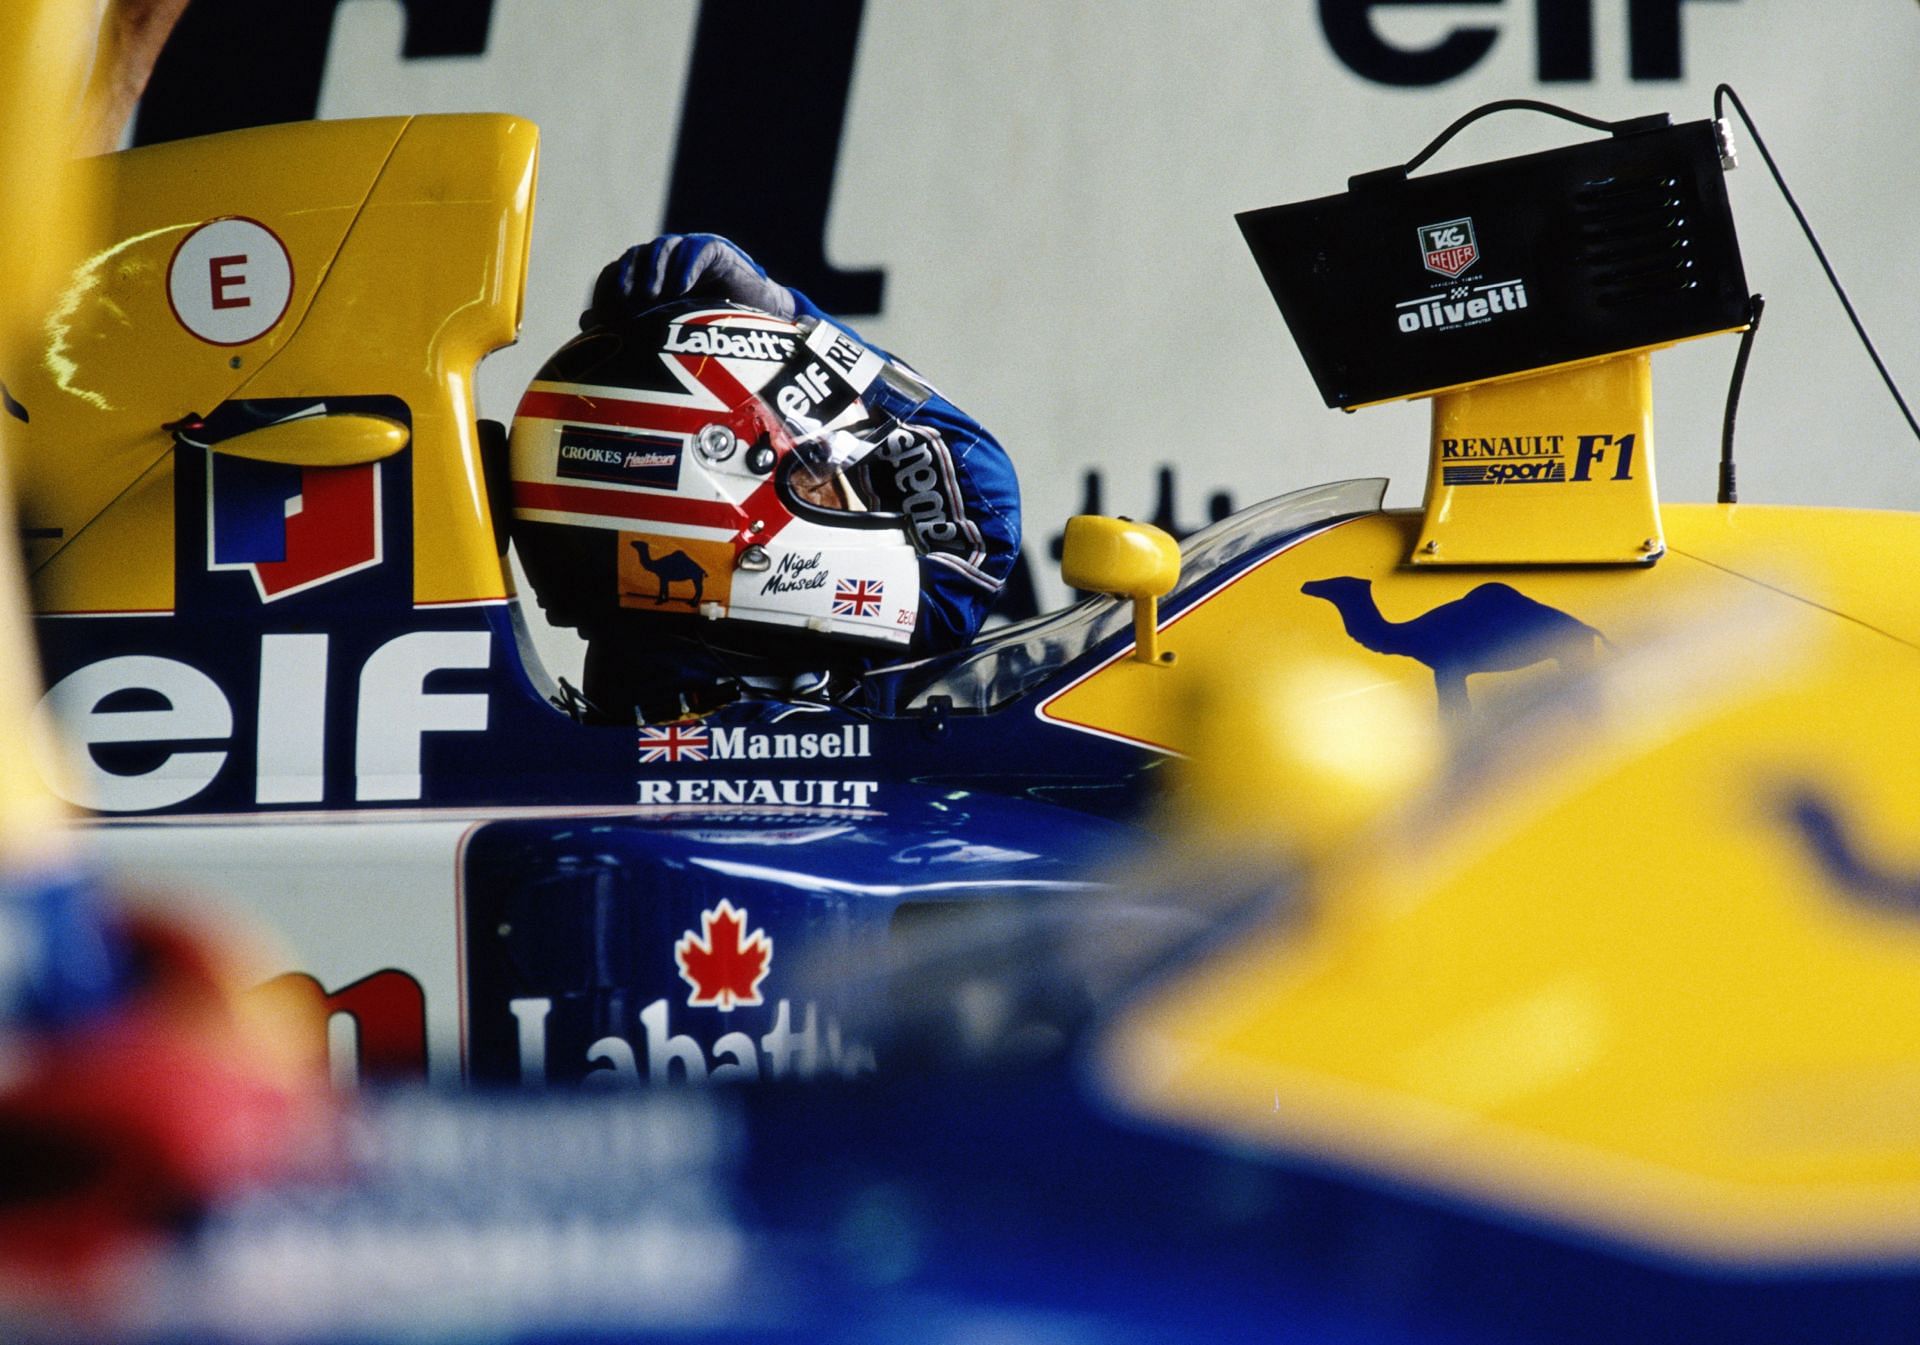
xmin=638 ymin=724 xmax=709 ymax=764
xmin=1419 ymin=217 xmax=1479 ymax=279
xmin=833 ymin=577 xmax=884 ymax=619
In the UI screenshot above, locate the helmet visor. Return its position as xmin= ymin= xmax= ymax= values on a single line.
xmin=765 ymin=319 xmax=931 ymax=485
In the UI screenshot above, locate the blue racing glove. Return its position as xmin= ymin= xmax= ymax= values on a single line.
xmin=581 ymin=233 xmax=798 ymax=329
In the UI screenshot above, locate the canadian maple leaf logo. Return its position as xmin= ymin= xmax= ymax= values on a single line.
xmin=674 ymin=900 xmax=772 ymax=1011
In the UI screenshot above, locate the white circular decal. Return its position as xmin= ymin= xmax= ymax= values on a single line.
xmin=166 ymin=217 xmax=294 ymax=347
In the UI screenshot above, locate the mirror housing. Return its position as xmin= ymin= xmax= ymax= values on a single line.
xmin=1061 ymin=516 xmax=1181 ymax=664
xmin=210 ymin=412 xmax=410 ymax=467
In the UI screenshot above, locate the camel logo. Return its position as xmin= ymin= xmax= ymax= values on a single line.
xmin=619 ymin=531 xmax=732 ymax=612
xmin=555 ymin=425 xmax=682 ymax=491
xmin=1420 ymin=217 xmax=1479 ymax=278
xmin=1301 ymin=576 xmax=1608 ymax=718
xmin=1783 ymin=790 xmax=1920 ymax=915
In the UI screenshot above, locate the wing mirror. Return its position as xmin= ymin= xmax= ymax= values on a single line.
xmin=209 ymin=412 xmax=409 ymax=466
xmin=1060 ymin=516 xmax=1181 ymax=665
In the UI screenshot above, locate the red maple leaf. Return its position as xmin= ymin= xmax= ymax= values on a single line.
xmin=674 ymin=901 xmax=772 ymax=1011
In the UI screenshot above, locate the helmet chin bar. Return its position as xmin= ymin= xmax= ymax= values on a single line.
xmin=773 ymin=452 xmax=907 ymax=532
xmin=719 ymin=507 xmax=922 ymax=649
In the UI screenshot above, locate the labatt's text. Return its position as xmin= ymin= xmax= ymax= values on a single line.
xmin=663 ymin=322 xmax=794 ymax=361
xmin=507 ymin=996 xmax=876 ymax=1086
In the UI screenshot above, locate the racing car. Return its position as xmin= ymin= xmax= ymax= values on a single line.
xmin=11 ymin=10 xmax=1920 ymax=1334
xmin=11 ymin=87 xmax=1920 ymax=1105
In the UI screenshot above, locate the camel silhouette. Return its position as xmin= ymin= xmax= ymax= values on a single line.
xmin=629 ymin=540 xmax=706 ymax=606
xmin=1300 ymin=575 xmax=1607 ymax=718
xmin=1785 ymin=790 xmax=1920 ymax=914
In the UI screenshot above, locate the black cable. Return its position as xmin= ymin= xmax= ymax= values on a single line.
xmin=1715 ymin=83 xmax=1920 ymax=446
xmin=1719 ymin=294 xmax=1765 ymax=504
xmin=1401 ymin=99 xmax=1624 ymax=177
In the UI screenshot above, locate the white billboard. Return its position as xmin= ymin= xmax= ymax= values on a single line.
xmin=138 ymin=1 xmax=1920 ymax=661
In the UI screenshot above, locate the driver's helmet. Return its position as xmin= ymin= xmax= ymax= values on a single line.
xmin=509 ymin=301 xmax=927 ymax=650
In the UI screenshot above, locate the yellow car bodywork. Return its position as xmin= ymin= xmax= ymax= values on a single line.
xmin=8 ymin=113 xmax=538 ymax=617
xmin=1072 ymin=484 xmax=1920 ymax=1264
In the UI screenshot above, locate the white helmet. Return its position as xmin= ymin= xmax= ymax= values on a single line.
xmin=509 ymin=302 xmax=927 ymax=652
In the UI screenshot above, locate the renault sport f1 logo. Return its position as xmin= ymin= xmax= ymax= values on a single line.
xmin=1420 ymin=218 xmax=1479 ymax=278
xmin=207 ymin=450 xmax=381 ymax=601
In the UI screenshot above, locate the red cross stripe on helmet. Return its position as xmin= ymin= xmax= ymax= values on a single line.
xmin=637 ymin=724 xmax=710 ymax=763
xmin=514 ymin=473 xmax=789 ymax=556
xmin=513 ymin=326 xmax=799 ymax=555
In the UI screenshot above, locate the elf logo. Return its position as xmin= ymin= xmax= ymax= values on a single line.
xmin=207 ymin=446 xmax=381 ymax=602
xmin=35 ymin=630 xmax=492 ymax=812
xmin=1420 ymin=217 xmax=1479 ymax=278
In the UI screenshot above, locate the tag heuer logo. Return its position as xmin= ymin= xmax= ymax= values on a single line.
xmin=1420 ymin=218 xmax=1479 ymax=278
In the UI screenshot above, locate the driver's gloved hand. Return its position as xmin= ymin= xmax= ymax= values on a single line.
xmin=581 ymin=233 xmax=796 ymax=330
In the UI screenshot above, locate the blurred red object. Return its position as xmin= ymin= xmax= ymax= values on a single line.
xmin=0 ymin=906 xmax=333 ymax=1305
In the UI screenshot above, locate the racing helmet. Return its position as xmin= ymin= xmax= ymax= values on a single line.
xmin=509 ymin=302 xmax=927 ymax=652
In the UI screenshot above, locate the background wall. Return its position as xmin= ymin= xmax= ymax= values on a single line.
xmin=133 ymin=0 xmax=1920 ymax=677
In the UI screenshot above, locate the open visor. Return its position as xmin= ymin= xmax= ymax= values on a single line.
xmin=765 ymin=318 xmax=932 ymax=486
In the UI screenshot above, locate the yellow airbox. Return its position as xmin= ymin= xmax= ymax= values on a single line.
xmin=7 ymin=113 xmax=539 ymax=615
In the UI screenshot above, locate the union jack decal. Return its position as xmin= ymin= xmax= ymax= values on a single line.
xmin=833 ymin=577 xmax=884 ymax=618
xmin=638 ymin=724 xmax=709 ymax=764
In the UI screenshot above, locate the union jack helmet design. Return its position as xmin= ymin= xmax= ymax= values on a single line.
xmin=508 ymin=301 xmax=923 ymax=652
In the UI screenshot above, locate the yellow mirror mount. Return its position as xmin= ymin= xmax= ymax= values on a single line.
xmin=1060 ymin=515 xmax=1182 ymax=665
xmin=200 ymin=412 xmax=411 ymax=467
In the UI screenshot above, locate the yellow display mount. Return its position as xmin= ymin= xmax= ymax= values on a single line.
xmin=1413 ymin=352 xmax=1663 ymax=566
xmin=1388 ymin=315 xmax=1752 ymax=569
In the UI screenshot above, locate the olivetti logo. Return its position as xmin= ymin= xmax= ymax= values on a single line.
xmin=1420 ymin=217 xmax=1479 ymax=278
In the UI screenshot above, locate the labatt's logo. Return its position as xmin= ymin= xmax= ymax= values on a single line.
xmin=504 ymin=901 xmax=875 ymax=1086
xmin=675 ymin=900 xmax=771 ymax=1011
xmin=663 ymin=322 xmax=795 ymax=361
